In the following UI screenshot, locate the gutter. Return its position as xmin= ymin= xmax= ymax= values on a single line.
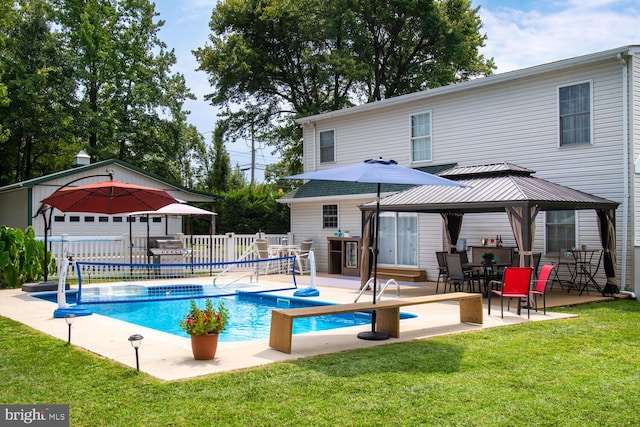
xmin=617 ymin=52 xmax=630 ymax=292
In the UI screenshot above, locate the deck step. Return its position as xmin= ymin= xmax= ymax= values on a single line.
xmin=376 ymin=267 xmax=426 ymax=282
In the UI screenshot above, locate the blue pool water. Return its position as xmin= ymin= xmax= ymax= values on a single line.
xmin=33 ymin=291 xmax=416 ymax=342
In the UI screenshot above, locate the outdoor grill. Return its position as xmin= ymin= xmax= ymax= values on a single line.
xmin=148 ymin=238 xmax=188 ymax=276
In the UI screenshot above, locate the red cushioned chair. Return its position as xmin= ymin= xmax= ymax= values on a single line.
xmin=530 ymin=264 xmax=554 ymax=315
xmin=488 ymin=267 xmax=533 ymax=319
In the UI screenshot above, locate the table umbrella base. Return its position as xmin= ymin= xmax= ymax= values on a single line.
xmin=357 ymin=331 xmax=390 ymax=341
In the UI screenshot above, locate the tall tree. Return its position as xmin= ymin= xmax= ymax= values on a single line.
xmin=0 ymin=1 xmax=12 ymax=151
xmin=0 ymin=0 xmax=79 ymax=184
xmin=54 ymin=0 xmax=201 ymax=183
xmin=210 ymin=121 xmax=232 ymax=193
xmin=195 ymin=0 xmax=495 ymax=175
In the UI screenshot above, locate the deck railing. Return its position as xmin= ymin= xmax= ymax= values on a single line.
xmin=42 ymin=232 xmax=292 ymax=279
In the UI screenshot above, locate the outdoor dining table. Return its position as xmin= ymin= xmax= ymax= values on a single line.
xmin=268 ymin=244 xmax=301 ymax=273
xmin=464 ymin=261 xmax=511 ymax=297
xmin=570 ymin=249 xmax=603 ymax=295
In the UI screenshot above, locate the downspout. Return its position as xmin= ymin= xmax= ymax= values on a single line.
xmin=312 ymin=122 xmax=317 ymax=171
xmin=617 ymin=52 xmax=634 ymax=297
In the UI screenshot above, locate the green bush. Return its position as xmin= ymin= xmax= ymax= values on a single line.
xmin=0 ymin=225 xmax=52 ymax=288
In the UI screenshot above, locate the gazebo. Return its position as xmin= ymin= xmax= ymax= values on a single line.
xmin=359 ymin=163 xmax=620 ymax=295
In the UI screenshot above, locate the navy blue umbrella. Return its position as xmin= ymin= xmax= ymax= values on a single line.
xmin=287 ymin=159 xmax=467 ymax=340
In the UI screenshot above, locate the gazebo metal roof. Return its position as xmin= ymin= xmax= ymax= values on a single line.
xmin=361 ymin=162 xmax=619 ymax=213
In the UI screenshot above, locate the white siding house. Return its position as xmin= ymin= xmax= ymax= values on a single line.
xmin=284 ymin=45 xmax=640 ymax=293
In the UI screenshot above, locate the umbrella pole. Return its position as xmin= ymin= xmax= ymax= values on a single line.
xmin=358 ymin=183 xmax=390 ymax=341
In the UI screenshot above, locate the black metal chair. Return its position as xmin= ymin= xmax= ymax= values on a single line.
xmin=435 ymin=251 xmax=448 ymax=293
xmin=445 ymin=253 xmax=479 ymax=293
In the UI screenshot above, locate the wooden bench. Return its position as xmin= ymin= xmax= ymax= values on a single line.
xmin=269 ymin=292 xmax=483 ymax=354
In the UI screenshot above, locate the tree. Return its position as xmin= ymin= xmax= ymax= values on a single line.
xmin=0 ymin=0 xmax=79 ymax=184
xmin=216 ymin=184 xmax=289 ymax=234
xmin=195 ymin=0 xmax=495 ymax=176
xmin=209 ymin=121 xmax=232 ymax=193
xmin=53 ymin=0 xmax=202 ymax=183
xmin=0 ymin=0 xmax=204 ymax=186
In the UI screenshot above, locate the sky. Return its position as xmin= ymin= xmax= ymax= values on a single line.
xmin=153 ymin=0 xmax=640 ymax=182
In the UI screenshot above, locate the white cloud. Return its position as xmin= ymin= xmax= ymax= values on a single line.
xmin=478 ymin=1 xmax=640 ymax=72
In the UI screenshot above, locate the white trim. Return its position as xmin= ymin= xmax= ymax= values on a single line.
xmin=321 ymin=203 xmax=339 ymax=230
xmin=544 ymin=210 xmax=578 ymax=253
xmin=319 ymin=128 xmax=336 ymax=164
xmin=557 ymin=79 xmax=594 ymax=147
xmin=410 ymin=110 xmax=433 ymax=163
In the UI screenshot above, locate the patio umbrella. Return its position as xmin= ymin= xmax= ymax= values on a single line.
xmin=128 ymin=203 xmax=217 ymax=264
xmin=41 ymin=180 xmax=178 ymax=215
xmin=287 ymin=159 xmax=467 ymax=340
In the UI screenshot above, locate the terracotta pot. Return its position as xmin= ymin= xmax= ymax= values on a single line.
xmin=190 ymin=333 xmax=219 ymax=360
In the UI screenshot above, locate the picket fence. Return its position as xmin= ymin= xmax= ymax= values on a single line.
xmin=44 ymin=233 xmax=291 ymax=279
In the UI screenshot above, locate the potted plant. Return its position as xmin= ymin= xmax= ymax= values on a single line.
xmin=481 ymin=252 xmax=495 ymax=264
xmin=179 ymin=298 xmax=229 ymax=360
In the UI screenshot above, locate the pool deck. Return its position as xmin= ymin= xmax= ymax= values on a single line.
xmin=0 ymin=274 xmax=586 ymax=381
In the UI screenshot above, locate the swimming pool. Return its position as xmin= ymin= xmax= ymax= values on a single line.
xmin=33 ymin=291 xmax=417 ymax=342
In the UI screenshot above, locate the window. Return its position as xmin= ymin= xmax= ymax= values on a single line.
xmin=559 ymin=82 xmax=591 ymax=146
xmin=322 ymin=204 xmax=338 ymax=229
xmin=84 ymin=216 xmax=95 ymax=222
xmin=319 ymin=130 xmax=335 ymax=163
xmin=98 ymin=217 xmax=108 ymax=223
xmin=411 ymin=112 xmax=432 ymax=162
xmin=54 ymin=216 xmax=65 ymax=222
xmin=113 ymin=217 xmax=123 ymax=223
xmin=139 ymin=216 xmax=148 ymax=223
xmin=546 ymin=210 xmax=576 ymax=252
xmin=152 ymin=217 xmax=162 ymax=223
xmin=70 ymin=216 xmax=80 ymax=222
xmin=378 ymin=212 xmax=418 ymax=267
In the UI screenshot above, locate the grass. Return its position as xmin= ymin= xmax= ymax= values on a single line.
xmin=1 ymin=300 xmax=639 ymax=426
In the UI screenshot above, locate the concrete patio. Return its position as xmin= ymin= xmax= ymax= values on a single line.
xmin=0 ymin=273 xmax=616 ymax=381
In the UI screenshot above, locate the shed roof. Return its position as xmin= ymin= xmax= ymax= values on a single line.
xmin=361 ymin=163 xmax=619 ymax=213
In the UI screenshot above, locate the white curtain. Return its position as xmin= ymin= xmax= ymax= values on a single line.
xmin=378 ymin=213 xmax=417 ymax=266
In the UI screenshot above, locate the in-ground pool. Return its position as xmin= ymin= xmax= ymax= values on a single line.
xmin=33 ymin=290 xmax=417 ymax=342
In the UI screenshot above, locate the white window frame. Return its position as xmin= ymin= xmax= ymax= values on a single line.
xmin=319 ymin=129 xmax=336 ymax=163
xmin=322 ymin=204 xmax=339 ymax=229
xmin=558 ymin=80 xmax=593 ymax=147
xmin=410 ymin=111 xmax=432 ymax=163
xmin=545 ymin=210 xmax=578 ymax=253
xmin=378 ymin=212 xmax=418 ymax=267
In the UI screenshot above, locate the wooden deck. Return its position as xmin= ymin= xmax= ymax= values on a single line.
xmin=290 ymin=274 xmax=624 ymax=308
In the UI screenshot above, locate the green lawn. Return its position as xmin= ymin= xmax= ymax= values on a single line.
xmin=1 ymin=300 xmax=639 ymax=426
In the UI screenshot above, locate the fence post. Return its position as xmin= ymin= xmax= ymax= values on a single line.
xmin=225 ymin=232 xmax=235 ymax=262
xmin=124 ymin=234 xmax=130 ymax=265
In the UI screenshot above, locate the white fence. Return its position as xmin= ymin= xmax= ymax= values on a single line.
xmin=43 ymin=233 xmax=291 ymax=279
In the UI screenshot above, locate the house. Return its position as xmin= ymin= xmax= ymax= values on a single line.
xmin=0 ymin=157 xmax=218 ymax=238
xmin=282 ymin=45 xmax=640 ymax=293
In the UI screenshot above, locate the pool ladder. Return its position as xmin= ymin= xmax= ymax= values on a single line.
xmin=354 ymin=278 xmax=400 ymax=303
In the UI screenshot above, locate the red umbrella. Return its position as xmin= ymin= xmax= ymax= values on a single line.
xmin=41 ymin=180 xmax=178 ymax=214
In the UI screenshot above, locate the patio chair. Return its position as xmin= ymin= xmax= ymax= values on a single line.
xmin=435 ymin=251 xmax=448 ymax=293
xmin=530 ymin=264 xmax=554 ymax=315
xmin=255 ymin=239 xmax=279 ymax=274
xmin=294 ymin=240 xmax=313 ymax=274
xmin=551 ymin=248 xmax=576 ymax=291
xmin=445 ymin=253 xmax=478 ymax=293
xmin=488 ymin=267 xmax=533 ymax=319
xmin=459 ymin=249 xmax=483 ymax=285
